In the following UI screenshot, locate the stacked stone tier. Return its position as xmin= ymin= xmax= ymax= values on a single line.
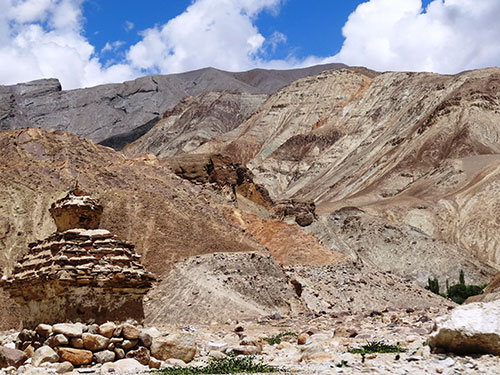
xmin=1 ymin=228 xmax=155 ymax=297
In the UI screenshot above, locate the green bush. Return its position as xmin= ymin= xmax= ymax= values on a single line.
xmin=155 ymin=354 xmax=282 ymax=374
xmin=348 ymin=341 xmax=406 ymax=355
xmin=425 ymin=270 xmax=486 ymax=304
xmin=264 ymin=332 xmax=297 ymax=345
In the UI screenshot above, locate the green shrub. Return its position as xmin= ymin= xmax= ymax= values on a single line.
xmin=264 ymin=332 xmax=297 ymax=345
xmin=348 ymin=341 xmax=406 ymax=355
xmin=425 ymin=270 xmax=485 ymax=304
xmin=155 ymin=354 xmax=282 ymax=374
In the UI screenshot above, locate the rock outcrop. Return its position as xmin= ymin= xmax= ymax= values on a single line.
xmin=0 ymin=190 xmax=155 ymax=328
xmin=429 ymin=299 xmax=500 ymax=355
xmin=0 ymin=64 xmax=345 ymax=148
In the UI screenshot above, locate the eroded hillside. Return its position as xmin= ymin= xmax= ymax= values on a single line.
xmin=128 ymin=67 xmax=500 ymax=288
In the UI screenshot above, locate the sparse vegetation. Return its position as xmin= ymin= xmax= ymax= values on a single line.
xmin=349 ymin=341 xmax=406 ymax=355
xmin=155 ymin=354 xmax=283 ymax=374
xmin=425 ymin=270 xmax=486 ymax=304
xmin=264 ymin=332 xmax=297 ymax=345
xmin=335 ymin=360 xmax=350 ymax=367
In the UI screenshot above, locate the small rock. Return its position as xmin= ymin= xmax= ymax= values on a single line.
xmin=164 ymin=358 xmax=187 ymax=368
xmin=57 ymin=347 xmax=92 ymax=366
xmin=151 ymin=334 xmax=196 ymax=363
xmin=226 ymin=345 xmax=258 ymax=356
xmin=206 ymin=341 xmax=228 ymax=352
xmin=32 ymin=346 xmax=59 ymax=367
xmin=208 ymin=350 xmax=226 ymax=360
xmin=101 ymin=358 xmax=147 ymax=373
xmin=299 ymin=343 xmax=325 ymax=362
xmin=55 ymin=361 xmax=74 ymax=374
xmin=44 ymin=334 xmax=68 ymax=348
xmin=139 ymin=332 xmax=152 ymax=348
xmin=69 ymin=338 xmax=83 ymax=349
xmin=114 ymin=348 xmax=125 ymax=360
xmin=120 ymin=339 xmax=138 ymax=350
xmin=122 ymin=324 xmax=141 ymax=340
xmin=93 ymin=350 xmax=115 ymax=364
xmin=297 ymin=333 xmax=309 ymax=345
xmin=149 ymin=357 xmax=162 ymax=369
xmin=126 ymin=346 xmax=150 ymax=366
xmin=0 ymin=346 xmax=28 ymax=369
xmin=112 ymin=326 xmax=123 ymax=337
xmin=23 ymin=345 xmax=35 ymax=359
xmin=440 ymin=357 xmax=455 ymax=367
xmin=98 ymin=322 xmax=116 ymax=338
xmin=52 ymin=323 xmax=83 ymax=338
xmin=82 ymin=333 xmax=109 ymax=351
xmin=86 ymin=324 xmax=99 ymax=334
xmin=36 ymin=324 xmax=53 ymax=339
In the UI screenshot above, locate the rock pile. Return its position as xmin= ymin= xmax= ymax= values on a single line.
xmin=0 ymin=190 xmax=156 ymax=328
xmin=12 ymin=321 xmax=195 ymax=370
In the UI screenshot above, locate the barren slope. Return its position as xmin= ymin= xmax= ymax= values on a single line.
xmin=123 ymin=92 xmax=267 ymax=157
xmin=0 ymin=128 xmax=267 ymax=278
xmin=150 ymin=68 xmax=500 ymax=285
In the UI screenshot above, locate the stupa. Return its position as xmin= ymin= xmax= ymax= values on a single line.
xmin=0 ymin=189 xmax=156 ymax=329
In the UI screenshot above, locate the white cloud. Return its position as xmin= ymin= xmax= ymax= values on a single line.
xmin=0 ymin=0 xmax=135 ymax=89
xmin=126 ymin=0 xmax=284 ymax=74
xmin=102 ymin=40 xmax=125 ymax=53
xmin=330 ymin=0 xmax=500 ymax=73
xmin=124 ymin=20 xmax=134 ymax=31
xmin=2 ymin=0 xmax=499 ymax=90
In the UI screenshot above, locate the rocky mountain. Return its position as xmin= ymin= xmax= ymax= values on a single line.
xmin=123 ymin=92 xmax=267 ymax=157
xmin=0 ymin=63 xmax=345 ymax=150
xmin=127 ymin=67 xmax=500 ymax=289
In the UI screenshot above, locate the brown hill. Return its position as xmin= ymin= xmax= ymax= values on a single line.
xmin=0 ymin=127 xmax=352 ymax=329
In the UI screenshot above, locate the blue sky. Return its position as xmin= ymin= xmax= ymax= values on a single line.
xmin=83 ymin=1 xmax=366 ymax=63
xmin=1 ymin=0 xmax=499 ymax=89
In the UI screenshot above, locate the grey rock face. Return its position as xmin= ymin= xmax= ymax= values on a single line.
xmin=0 ymin=64 xmax=346 ymax=148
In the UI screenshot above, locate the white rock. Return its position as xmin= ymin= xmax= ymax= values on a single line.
xmin=52 ymin=323 xmax=83 ymax=338
xmin=101 ymin=358 xmax=147 ymax=373
xmin=31 ymin=346 xmax=59 ymax=367
xmin=429 ymin=300 xmax=500 ymax=355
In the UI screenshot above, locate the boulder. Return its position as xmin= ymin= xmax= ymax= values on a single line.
xmin=57 ymin=348 xmax=93 ymax=366
xmin=429 ymin=299 xmax=500 ymax=355
xmin=82 ymin=333 xmax=109 ymax=351
xmin=0 ymin=346 xmax=28 ymax=368
xmin=151 ymin=334 xmax=196 ymax=363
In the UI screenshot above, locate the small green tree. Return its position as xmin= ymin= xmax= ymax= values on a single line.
xmin=425 ymin=277 xmax=440 ymax=295
xmin=459 ymin=269 xmax=465 ymax=285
